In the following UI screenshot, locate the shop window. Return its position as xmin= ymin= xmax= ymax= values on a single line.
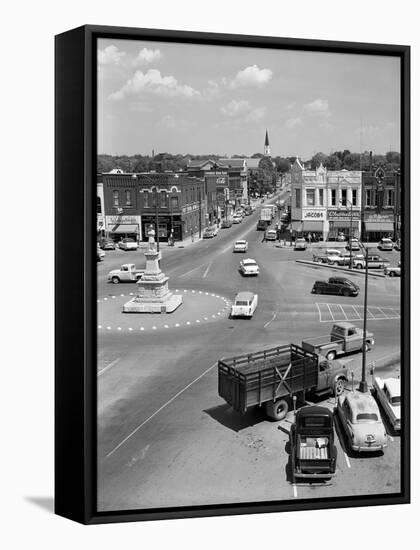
xmin=306 ymin=188 xmax=315 ymax=206
xmin=143 ymin=191 xmax=150 ymax=207
xmin=341 ymin=189 xmax=347 ymax=205
xmin=365 ymin=189 xmax=376 ymax=207
xmin=295 ymin=188 xmax=301 ymax=208
xmin=171 ymin=196 xmax=179 ymax=209
xmin=112 ymin=190 xmax=119 ymax=206
xmin=125 ymin=190 xmax=132 ymax=206
xmin=331 ymin=189 xmax=337 ymax=206
xmin=352 ymin=189 xmax=357 ymax=206
xmin=386 ymin=189 xmax=394 ymax=207
xmin=160 ymin=191 xmax=168 ymax=208
xmin=318 ymin=189 xmax=324 ymax=206
xmin=97 ymin=196 xmax=102 ymax=214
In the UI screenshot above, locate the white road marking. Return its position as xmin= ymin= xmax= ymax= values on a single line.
xmin=98 ymin=325 xmax=102 ymax=329
xmin=98 ymin=357 xmax=120 ymax=377
xmin=203 ymin=262 xmax=212 ymax=278
xmin=344 ymin=452 xmax=351 ymax=469
xmin=128 ymin=328 xmax=133 ymax=331
xmin=117 ymin=327 xmax=122 ymax=331
xmin=389 ymin=435 xmax=394 ymax=442
xmin=338 ymin=304 xmax=348 ymax=320
xmin=179 ymin=264 xmax=206 ymax=278
xmin=105 ymin=362 xmax=218 ymax=459
xmin=292 ymin=483 xmax=298 ymax=498
xmin=140 ymin=327 xmax=145 ymax=331
xmin=263 ymin=312 xmax=278 ymax=328
xmin=326 ymin=303 xmax=334 ymax=320
xmin=352 ymin=305 xmax=362 ymax=319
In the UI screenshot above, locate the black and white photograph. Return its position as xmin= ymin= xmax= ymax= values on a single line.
xmin=96 ymin=34 xmax=406 ymax=512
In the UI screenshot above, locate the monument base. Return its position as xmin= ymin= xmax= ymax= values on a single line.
xmin=123 ymin=294 xmax=183 ymax=314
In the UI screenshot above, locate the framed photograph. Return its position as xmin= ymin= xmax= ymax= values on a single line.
xmin=55 ymin=25 xmax=410 ymax=524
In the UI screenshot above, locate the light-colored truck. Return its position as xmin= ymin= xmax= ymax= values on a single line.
xmin=107 ymin=263 xmax=144 ymax=284
xmin=301 ymin=322 xmax=374 ymax=361
xmin=260 ymin=207 xmax=272 ymax=222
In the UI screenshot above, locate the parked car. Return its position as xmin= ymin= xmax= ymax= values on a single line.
xmin=97 ymin=248 xmax=105 ymax=261
xmin=378 ymin=237 xmax=394 ymax=251
xmin=221 ymin=219 xmax=232 ymax=228
xmin=313 ymin=249 xmax=341 ymax=263
xmin=239 ymin=258 xmax=259 ymax=276
xmin=346 ymin=238 xmax=361 ymax=251
xmin=232 ymin=214 xmax=242 ymax=224
xmin=203 ymin=227 xmax=217 ymax=238
xmin=353 ymin=254 xmax=390 ymax=269
xmin=384 ymin=265 xmax=401 ymax=277
xmin=294 ymin=238 xmax=307 ymax=250
xmin=100 ymin=239 xmax=116 ymax=250
xmin=265 ymin=229 xmax=277 ymax=241
xmin=335 ymin=391 xmax=388 ymax=453
xmin=257 ymin=219 xmax=269 ymax=230
xmin=233 ymin=240 xmax=248 ymax=252
xmin=312 ymin=277 xmax=359 ymax=297
xmin=118 ymin=238 xmax=138 ymax=251
xmin=230 ymin=291 xmax=258 ymax=318
xmin=394 ymin=238 xmax=401 ymax=251
xmin=373 ymin=377 xmax=401 ymax=432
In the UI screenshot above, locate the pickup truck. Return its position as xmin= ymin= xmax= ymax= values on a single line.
xmin=218 ymin=344 xmax=348 ymax=421
xmin=107 ymin=263 xmax=144 ymax=284
xmin=290 ymin=406 xmax=337 ymax=480
xmin=302 ymin=322 xmax=374 ymax=361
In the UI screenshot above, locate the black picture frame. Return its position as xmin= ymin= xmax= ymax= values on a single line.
xmin=55 ymin=24 xmax=410 ymax=525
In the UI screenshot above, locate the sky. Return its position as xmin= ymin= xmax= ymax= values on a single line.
xmin=98 ymin=38 xmax=400 ymax=159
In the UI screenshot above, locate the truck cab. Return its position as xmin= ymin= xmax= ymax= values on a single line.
xmin=290 ymin=406 xmax=337 ymax=479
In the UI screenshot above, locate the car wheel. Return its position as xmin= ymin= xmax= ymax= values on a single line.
xmin=111 ymin=276 xmax=120 ymax=284
xmin=266 ymin=398 xmax=289 ymax=421
xmin=362 ymin=342 xmax=370 ymax=353
xmin=333 ymin=261 xmax=339 ymax=266
xmin=326 ymin=350 xmax=336 ymax=361
xmin=334 ymin=378 xmax=346 ymax=396
xmin=342 ymin=289 xmax=350 ymax=297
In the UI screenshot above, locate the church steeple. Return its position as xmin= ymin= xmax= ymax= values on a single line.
xmin=264 ymin=129 xmax=271 ymax=157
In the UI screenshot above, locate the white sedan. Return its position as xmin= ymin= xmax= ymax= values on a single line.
xmin=231 ymin=292 xmax=258 ymax=318
xmin=233 ymin=240 xmax=248 ymax=252
xmin=384 ymin=265 xmax=401 ymax=277
xmin=232 ymin=214 xmax=242 ymax=224
xmin=239 ymin=258 xmax=259 ymax=276
xmin=373 ymin=377 xmax=401 ymax=432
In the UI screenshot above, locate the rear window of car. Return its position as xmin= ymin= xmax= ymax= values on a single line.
xmin=235 ymin=300 xmax=249 ymax=306
xmin=390 ymin=396 xmax=401 ymax=405
xmin=356 ymin=413 xmax=378 ymax=422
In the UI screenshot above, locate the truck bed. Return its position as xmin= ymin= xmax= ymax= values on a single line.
xmin=218 ymin=345 xmax=318 ymax=414
xmin=298 ymin=437 xmax=329 ymax=460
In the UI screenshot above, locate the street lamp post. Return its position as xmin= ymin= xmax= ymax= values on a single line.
xmin=340 ymin=198 xmax=354 ymax=269
xmin=359 ymin=245 xmax=369 ymax=393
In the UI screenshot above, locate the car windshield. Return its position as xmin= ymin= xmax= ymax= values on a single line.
xmin=356 ymin=413 xmax=378 ymax=422
xmin=244 ymin=261 xmax=256 ymax=266
xmin=390 ymin=396 xmax=401 ymax=405
xmin=235 ymin=300 xmax=249 ymax=306
xmin=236 ymin=241 xmax=245 ymax=245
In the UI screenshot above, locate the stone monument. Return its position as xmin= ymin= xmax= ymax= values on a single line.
xmin=123 ymin=225 xmax=183 ymax=313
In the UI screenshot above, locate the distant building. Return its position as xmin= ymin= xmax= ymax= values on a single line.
xmin=264 ymin=129 xmax=271 ymax=157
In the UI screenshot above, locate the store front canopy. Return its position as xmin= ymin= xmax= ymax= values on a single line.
xmin=290 ymin=221 xmax=303 ymax=232
xmin=364 ymin=222 xmax=394 ymax=232
xmin=302 ymin=221 xmax=323 ymax=231
xmin=110 ymin=225 xmax=138 ymax=233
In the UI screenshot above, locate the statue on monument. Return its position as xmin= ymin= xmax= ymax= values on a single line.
xmin=148 ymin=224 xmax=156 ymax=251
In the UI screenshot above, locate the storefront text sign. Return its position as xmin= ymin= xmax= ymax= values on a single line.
xmin=364 ymin=212 xmax=394 ymax=222
xmin=106 ymin=215 xmax=139 ymax=225
xmin=328 ymin=209 xmax=361 ymax=220
xmin=303 ymin=210 xmax=326 ymax=220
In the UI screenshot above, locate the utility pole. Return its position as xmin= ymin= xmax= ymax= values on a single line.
xmin=359 ymin=245 xmax=369 ymax=393
xmin=154 ymin=186 xmax=160 ymax=252
xmin=198 ymin=187 xmax=202 ymax=239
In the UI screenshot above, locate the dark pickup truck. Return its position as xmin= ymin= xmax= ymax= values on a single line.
xmin=290 ymin=406 xmax=337 ymax=480
xmin=218 ymin=344 xmax=348 ymax=421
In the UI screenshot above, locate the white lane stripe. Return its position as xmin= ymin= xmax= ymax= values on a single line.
xmin=344 ymin=452 xmax=351 ymax=469
xmin=264 ymin=312 xmax=278 ymax=328
xmin=338 ymin=304 xmax=348 ymax=321
xmin=326 ymin=303 xmax=335 ymax=321
xmin=293 ymin=483 xmax=298 ymax=498
xmin=98 ymin=357 xmax=120 ymax=377
xmin=179 ymin=264 xmax=206 ymax=278
xmin=203 ymin=262 xmax=212 ymax=278
xmin=105 ymin=362 xmax=218 ymax=459
xmin=352 ymin=305 xmax=362 ymax=319
xmin=316 ymin=303 xmax=322 ymax=322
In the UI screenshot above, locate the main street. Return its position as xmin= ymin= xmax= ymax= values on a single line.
xmin=97 ymin=194 xmax=401 ymax=511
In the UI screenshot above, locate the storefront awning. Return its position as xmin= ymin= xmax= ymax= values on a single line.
xmin=303 ymin=221 xmax=323 ymax=231
xmin=290 ymin=221 xmax=303 ymax=231
xmin=110 ymin=224 xmax=138 ymax=234
xmin=364 ymin=222 xmax=394 ymax=232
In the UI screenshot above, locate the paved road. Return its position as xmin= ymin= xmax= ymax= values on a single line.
xmin=97 ymin=196 xmax=402 ymax=511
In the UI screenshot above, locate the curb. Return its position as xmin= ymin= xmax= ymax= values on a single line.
xmin=295 ymin=259 xmax=386 ymax=278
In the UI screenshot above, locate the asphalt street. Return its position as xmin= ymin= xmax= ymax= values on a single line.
xmin=97 ymin=193 xmax=402 ymax=511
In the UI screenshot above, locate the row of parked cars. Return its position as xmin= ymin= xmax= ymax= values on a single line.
xmin=312 ymin=248 xmax=401 ymax=276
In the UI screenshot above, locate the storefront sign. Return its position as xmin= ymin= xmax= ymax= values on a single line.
xmin=106 ymin=215 xmax=139 ymax=225
xmin=302 ymin=210 xmax=326 ymax=220
xmin=328 ymin=209 xmax=361 ymax=220
xmin=364 ymin=212 xmax=394 ymax=222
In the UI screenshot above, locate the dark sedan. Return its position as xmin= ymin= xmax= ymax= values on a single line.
xmin=100 ymin=239 xmax=116 ymax=250
xmin=312 ymin=277 xmax=359 ymax=297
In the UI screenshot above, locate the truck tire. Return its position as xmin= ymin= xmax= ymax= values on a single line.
xmin=326 ymin=350 xmax=336 ymax=361
xmin=111 ymin=276 xmax=120 ymax=284
xmin=334 ymin=378 xmax=346 ymax=396
xmin=266 ymin=399 xmax=289 ymax=421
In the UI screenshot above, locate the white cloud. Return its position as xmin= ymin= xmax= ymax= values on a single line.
xmin=231 ymin=65 xmax=273 ymax=88
xmin=109 ymin=69 xmax=200 ymax=100
xmin=134 ymin=48 xmax=162 ymax=66
xmin=157 ymin=115 xmax=195 ymax=130
xmin=98 ymin=45 xmax=126 ymax=65
xmin=303 ymin=98 xmax=330 ymax=116
xmin=220 ymin=100 xmax=250 ymax=117
xmin=245 ymin=107 xmax=266 ymax=123
xmin=320 ymin=121 xmax=334 ymax=130
xmin=285 ymin=117 xmax=303 ymax=129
